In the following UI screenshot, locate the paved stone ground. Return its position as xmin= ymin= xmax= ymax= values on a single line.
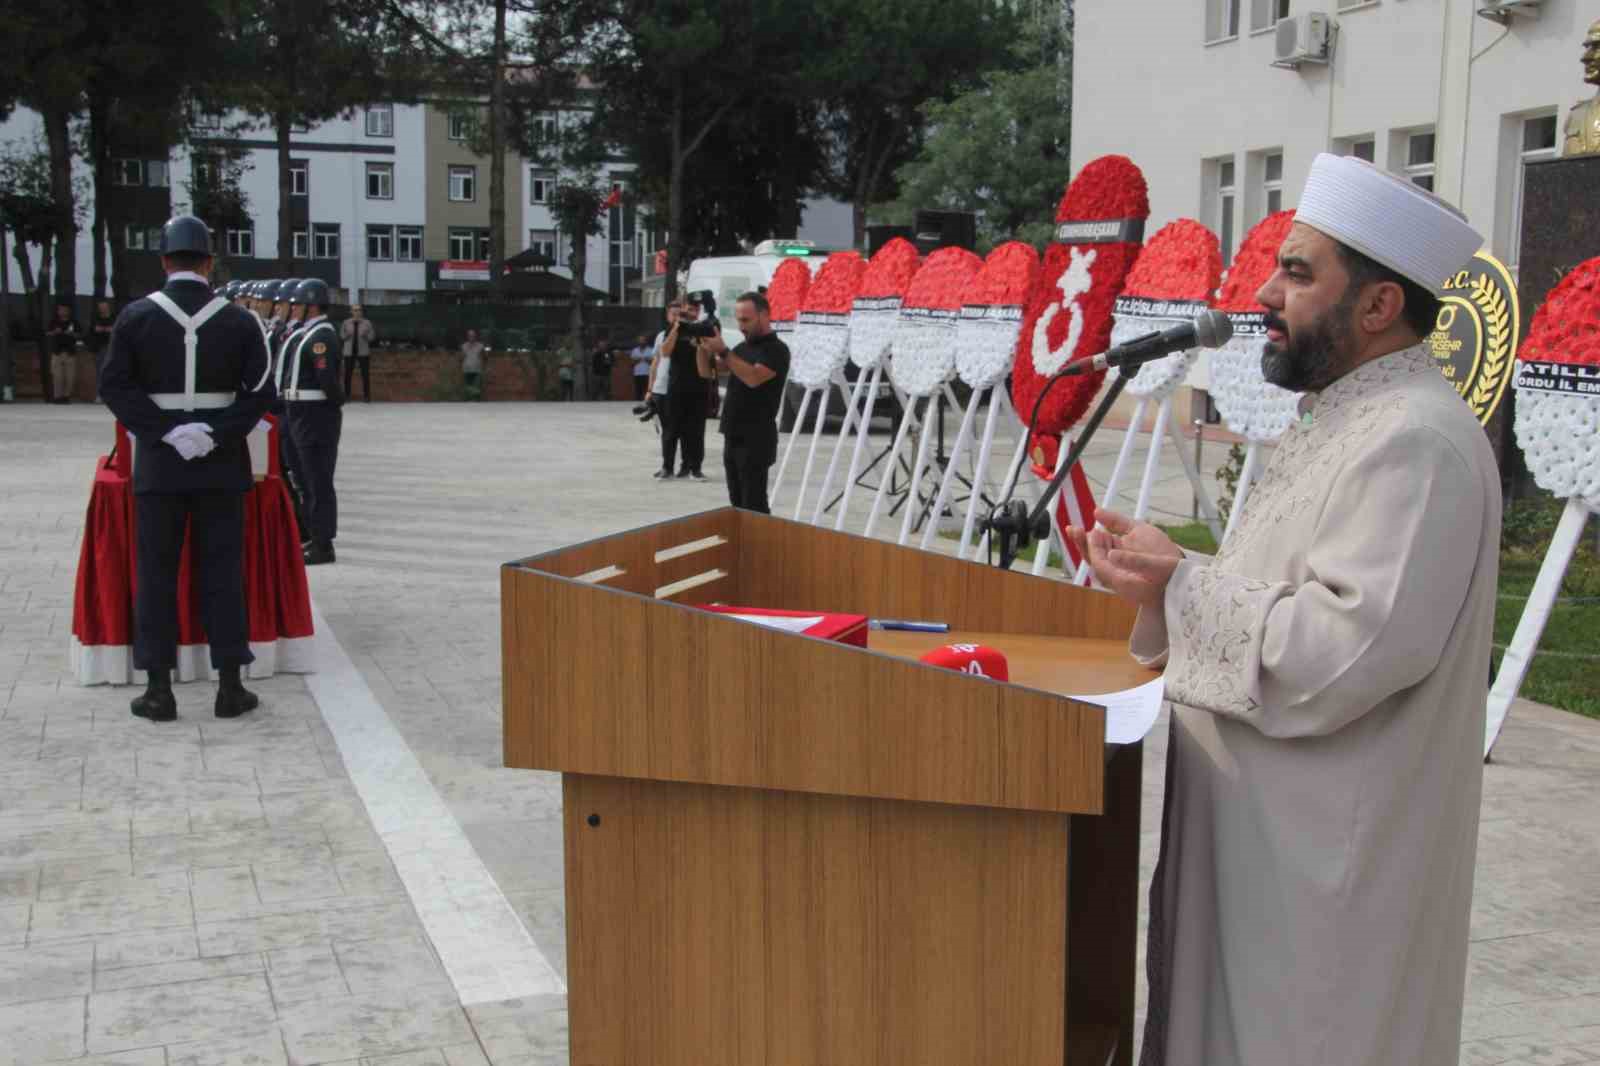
xmin=1 ymin=399 xmax=1597 ymax=1065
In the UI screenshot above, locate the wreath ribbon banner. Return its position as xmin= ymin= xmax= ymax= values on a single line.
xmin=1113 ymin=296 xmax=1210 ymax=320
xmin=1514 ymin=361 xmax=1600 ymax=397
xmin=1056 ymin=218 xmax=1146 ymax=244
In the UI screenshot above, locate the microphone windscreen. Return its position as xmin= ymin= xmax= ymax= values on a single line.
xmin=1194 ymin=309 xmax=1234 ymax=348
xmin=919 ymin=643 xmax=1010 ymax=682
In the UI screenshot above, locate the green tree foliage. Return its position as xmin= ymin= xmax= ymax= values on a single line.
xmin=883 ymin=16 xmax=1072 ymax=251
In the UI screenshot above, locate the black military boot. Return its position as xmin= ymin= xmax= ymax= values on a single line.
xmin=130 ymin=668 xmax=177 ymax=723
xmin=303 ymin=540 xmax=336 ymax=566
xmin=214 ymin=665 xmax=259 ymax=719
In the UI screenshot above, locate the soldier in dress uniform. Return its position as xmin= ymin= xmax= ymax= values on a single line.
xmin=96 ymin=215 xmax=273 ymax=723
xmin=281 ymin=278 xmax=344 ymax=565
xmin=270 ymin=281 xmax=310 ymax=538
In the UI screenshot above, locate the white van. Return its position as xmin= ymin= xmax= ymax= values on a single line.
xmin=682 ymin=239 xmax=827 ymax=347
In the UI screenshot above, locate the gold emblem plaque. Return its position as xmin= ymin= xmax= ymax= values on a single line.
xmin=1429 ymin=250 xmax=1520 ymax=426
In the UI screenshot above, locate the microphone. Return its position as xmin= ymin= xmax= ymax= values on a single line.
xmin=1057 ymin=310 xmax=1234 ymax=377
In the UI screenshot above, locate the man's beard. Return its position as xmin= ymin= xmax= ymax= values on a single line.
xmin=1260 ymin=292 xmax=1358 ymax=392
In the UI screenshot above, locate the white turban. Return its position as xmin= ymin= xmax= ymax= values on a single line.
xmin=1296 ymin=153 xmax=1483 ymax=288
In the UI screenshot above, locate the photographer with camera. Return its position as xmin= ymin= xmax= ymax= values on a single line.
xmin=658 ymin=291 xmax=717 ymax=480
xmin=639 ymin=302 xmax=679 ymax=478
xmin=698 ymin=291 xmax=789 ymax=513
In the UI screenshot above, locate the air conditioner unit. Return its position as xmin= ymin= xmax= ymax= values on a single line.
xmin=1476 ymin=0 xmax=1542 ymax=24
xmin=1273 ymin=12 xmax=1333 ymax=69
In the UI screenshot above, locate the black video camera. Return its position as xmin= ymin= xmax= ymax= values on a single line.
xmin=676 ymin=290 xmax=720 ymax=339
xmin=632 ymin=395 xmax=660 ymax=423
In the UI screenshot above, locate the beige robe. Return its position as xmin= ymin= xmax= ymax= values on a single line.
xmin=1132 ymin=344 xmax=1501 ymax=1066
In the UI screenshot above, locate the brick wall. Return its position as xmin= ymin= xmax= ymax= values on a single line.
xmin=7 ymin=347 xmax=641 ymax=404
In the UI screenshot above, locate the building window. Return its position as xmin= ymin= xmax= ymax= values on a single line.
xmin=530 ymin=113 xmax=558 ymax=144
xmin=1214 ymin=157 xmax=1237 ymax=265
xmin=476 ymin=230 xmax=492 ymax=260
xmin=312 ymin=224 xmax=340 ymax=260
xmin=367 ymin=224 xmax=394 ymax=261
xmin=115 ymin=159 xmax=144 ymax=186
xmin=365 ymin=104 xmax=394 ymax=138
xmin=1250 ymin=0 xmax=1290 ymax=32
xmin=292 ymin=230 xmax=310 ymax=259
xmin=448 ymin=164 xmax=476 ymax=202
xmin=529 ymin=171 xmax=555 ymax=205
xmin=192 ymin=111 xmax=223 ymax=132
xmin=448 ymin=112 xmax=474 ymax=141
xmin=1336 ymin=0 xmax=1374 ymax=8
xmin=1510 ymin=113 xmax=1559 ymax=272
xmin=193 ymin=155 xmax=215 ymax=186
xmin=145 ymin=161 xmax=170 ymax=188
xmin=448 ymin=228 xmax=477 ymax=260
xmin=1206 ymin=0 xmax=1241 ymax=41
xmin=397 ymin=226 xmax=423 ymax=261
xmin=366 ymin=161 xmax=394 ymax=200
xmin=126 ymin=224 xmax=148 ymax=250
xmin=290 ymin=162 xmax=308 ymax=196
xmin=225 ymin=228 xmax=253 ymax=257
xmin=1263 ymin=151 xmax=1284 ymax=215
xmin=528 ymin=228 xmax=557 ymax=260
xmin=1405 ymin=131 xmax=1436 ymax=192
xmin=1344 ymin=137 xmax=1375 ymax=163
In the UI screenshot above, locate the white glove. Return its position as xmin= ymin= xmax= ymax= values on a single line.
xmin=162 ymin=423 xmax=217 ymax=461
xmin=254 ymin=419 xmax=272 ymax=435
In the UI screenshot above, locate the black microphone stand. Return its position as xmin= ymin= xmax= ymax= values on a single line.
xmin=986 ymin=361 xmax=1139 ymax=571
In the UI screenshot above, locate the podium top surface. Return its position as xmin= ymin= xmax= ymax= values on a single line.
xmin=502 ymin=508 xmax=1150 ymax=815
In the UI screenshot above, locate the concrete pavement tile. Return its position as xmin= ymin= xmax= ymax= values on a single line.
xmin=0 ymin=864 xmax=38 ymax=902
xmin=87 ymin=972 xmax=276 ymax=1052
xmin=134 ymin=825 xmax=335 ymax=873
xmin=334 ymin=933 xmax=450 ymax=996
xmin=262 ymin=792 xmax=372 ymax=830
xmin=463 ymin=996 xmax=568 ymax=1065
xmin=28 ymin=877 xmax=192 ymax=942
xmin=130 ymin=801 xmax=195 ymax=838
xmin=197 ymin=899 xmax=419 ymax=957
xmin=93 ymin=951 xmax=264 ymax=993
xmin=39 ymin=1048 xmax=166 ymax=1066
xmin=1460 ymin=1039 xmax=1596 ymax=1066
xmin=254 ymin=856 xmax=346 ymax=907
xmin=191 ymin=866 xmax=266 ymax=922
xmin=38 ymin=851 xmax=135 ymax=888
xmin=265 ymin=944 xmax=350 ymax=1010
xmin=165 ymin=1026 xmax=290 ymax=1066
xmin=0 ymin=993 xmax=86 ymax=1064
xmin=92 ymin=928 xmax=200 ymax=970
xmin=0 ymin=939 xmax=94 ymax=1006
xmin=0 ymin=822 xmax=130 ymax=866
xmin=36 ymin=869 xmax=189 ymax=904
xmin=363 ymin=1051 xmax=447 ymax=1066
xmin=332 ymin=851 xmax=404 ymax=898
xmin=189 ymin=796 xmax=269 ymax=834
xmin=323 ymin=823 xmax=386 ymax=856
xmin=440 ymin=1044 xmax=492 ymax=1066
xmin=278 ymin=990 xmax=474 ymax=1064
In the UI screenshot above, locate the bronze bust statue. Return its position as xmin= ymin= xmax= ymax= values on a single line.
xmin=1562 ymin=18 xmax=1600 ymax=157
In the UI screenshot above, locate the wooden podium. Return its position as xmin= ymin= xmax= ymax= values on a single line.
xmin=501 ymin=508 xmax=1155 ymax=1066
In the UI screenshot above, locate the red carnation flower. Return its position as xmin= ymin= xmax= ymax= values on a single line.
xmin=767 ymin=258 xmax=812 ymax=324
xmin=1218 ymin=210 xmax=1295 ymax=312
xmin=1011 ymin=155 xmax=1151 ymax=434
xmin=1520 ymin=256 xmax=1600 ymax=366
xmin=963 ymin=241 xmax=1039 ymax=306
xmin=857 ymin=237 xmax=922 ymax=299
xmin=1124 ymin=219 xmax=1223 ymax=302
xmin=800 ymin=251 xmax=866 ymax=314
xmin=902 ymin=246 xmax=982 ymax=311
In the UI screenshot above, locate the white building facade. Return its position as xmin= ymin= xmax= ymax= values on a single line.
xmin=1070 ymin=0 xmax=1586 ymax=280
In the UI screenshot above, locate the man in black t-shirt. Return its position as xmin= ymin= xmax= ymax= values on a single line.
xmin=698 ymin=291 xmax=789 ymax=513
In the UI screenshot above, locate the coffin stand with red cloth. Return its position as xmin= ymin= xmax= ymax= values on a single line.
xmin=70 ymin=419 xmax=316 ymax=685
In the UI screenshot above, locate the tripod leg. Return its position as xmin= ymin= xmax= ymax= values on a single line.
xmin=1165 ymin=400 xmax=1224 ymax=541
xmin=920 ymin=388 xmax=982 ymax=551
xmin=864 ymin=390 xmax=920 ymax=539
xmin=958 ymin=388 xmax=1004 ymax=559
xmin=835 ymin=365 xmax=883 ymax=531
xmin=897 ymin=396 xmax=939 ymax=545
xmin=1133 ymin=395 xmax=1171 ymax=522
xmin=812 ymin=370 xmax=870 ymax=525
xmin=770 ymin=388 xmax=815 ymax=511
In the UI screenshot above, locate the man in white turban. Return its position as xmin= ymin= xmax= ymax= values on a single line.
xmin=1067 ymin=154 xmax=1499 ymax=1066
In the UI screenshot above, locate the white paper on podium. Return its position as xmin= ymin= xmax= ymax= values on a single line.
xmin=1069 ymin=677 xmax=1166 ymax=745
xmin=727 ymin=614 xmax=826 ymax=635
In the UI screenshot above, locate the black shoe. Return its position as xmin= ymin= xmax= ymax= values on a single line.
xmin=689 ymin=470 xmax=708 ymax=482
xmin=215 ymin=685 xmax=259 ymax=719
xmin=652 ymin=468 xmax=672 ymax=479
xmin=130 ymin=690 xmax=177 ymax=723
xmin=303 ymin=541 xmax=336 ymax=566
xmin=675 ymin=469 xmax=690 ymax=479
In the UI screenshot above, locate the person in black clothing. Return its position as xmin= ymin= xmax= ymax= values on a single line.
xmin=700 ymin=291 xmax=789 ymax=512
xmin=664 ymin=298 xmax=712 ymax=479
xmin=280 ymin=279 xmax=344 ymax=566
xmin=46 ymin=304 xmax=82 ymax=403
xmin=97 ymin=215 xmax=273 ymax=723
xmin=87 ymin=300 xmax=116 ymax=402
xmin=589 ymin=336 xmax=613 ymax=401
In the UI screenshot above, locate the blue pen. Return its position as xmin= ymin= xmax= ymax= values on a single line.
xmin=869 ymin=619 xmax=950 ymax=633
